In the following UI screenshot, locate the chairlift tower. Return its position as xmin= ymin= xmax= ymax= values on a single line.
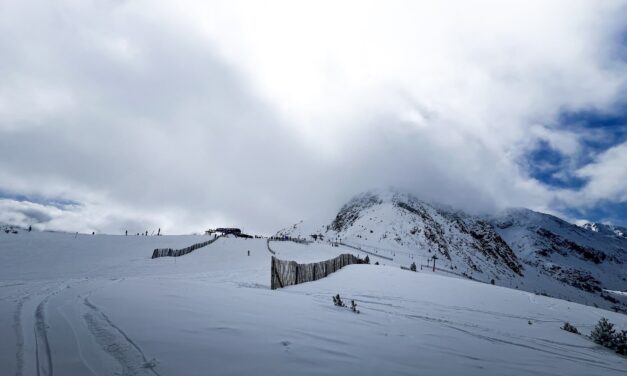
xmin=431 ymin=254 xmax=439 ymax=272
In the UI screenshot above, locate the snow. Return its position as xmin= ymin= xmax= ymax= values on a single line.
xmin=280 ymin=191 xmax=627 ymax=312
xmin=1 ymin=230 xmax=626 ymax=375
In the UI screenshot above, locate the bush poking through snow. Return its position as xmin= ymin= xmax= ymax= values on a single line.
xmin=591 ymin=318 xmax=616 ymax=348
xmin=561 ymin=322 xmax=579 ymax=334
xmin=615 ymin=330 xmax=627 ymax=355
xmin=364 ymin=255 xmax=370 ymax=264
xmin=333 ymin=294 xmax=361 ymax=314
xmin=589 ymin=318 xmax=627 ymax=356
xmin=351 ymin=300 xmax=360 ymax=314
xmin=410 ymin=262 xmax=417 ymax=272
xmin=333 ymin=294 xmax=346 ymax=307
xmin=375 ymin=261 xmax=379 ymax=265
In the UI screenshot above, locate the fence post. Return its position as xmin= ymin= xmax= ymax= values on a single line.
xmin=295 ymin=264 xmax=299 ymax=285
xmin=271 ymin=256 xmax=275 ymax=289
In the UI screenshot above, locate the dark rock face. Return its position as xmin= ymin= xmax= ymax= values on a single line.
xmin=466 ymin=220 xmax=523 ymax=276
xmin=545 ymin=265 xmax=602 ymax=293
xmin=535 ymin=228 xmax=609 ymax=264
xmin=331 ymin=192 xmax=382 ymax=232
xmin=396 ymin=201 xmax=451 ymax=260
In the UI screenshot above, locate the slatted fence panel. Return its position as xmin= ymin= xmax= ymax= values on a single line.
xmin=338 ymin=242 xmax=394 ymax=261
xmin=271 ymin=253 xmax=364 ymax=290
xmin=151 ymin=236 xmax=222 ymax=259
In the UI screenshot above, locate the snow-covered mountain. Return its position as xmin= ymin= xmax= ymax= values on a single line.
xmin=278 ymin=190 xmax=627 ymax=312
xmin=580 ymin=222 xmax=627 ymax=238
xmin=493 ymin=209 xmax=626 ymax=298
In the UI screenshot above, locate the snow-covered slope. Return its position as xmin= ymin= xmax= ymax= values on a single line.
xmin=288 ymin=191 xmax=523 ymax=278
xmin=278 ymin=190 xmax=627 ymax=312
xmin=1 ymin=230 xmax=626 ymax=375
xmin=493 ymin=209 xmax=626 ymax=302
xmin=581 ymin=222 xmax=627 ymax=239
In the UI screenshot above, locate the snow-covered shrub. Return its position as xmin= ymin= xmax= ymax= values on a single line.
xmin=614 ymin=330 xmax=627 ymax=355
xmin=561 ymin=322 xmax=579 ymax=334
xmin=591 ymin=318 xmax=616 ymax=348
xmin=333 ymin=294 xmax=345 ymax=307
xmin=410 ymin=262 xmax=416 ymax=272
xmin=350 ymin=300 xmax=360 ymax=314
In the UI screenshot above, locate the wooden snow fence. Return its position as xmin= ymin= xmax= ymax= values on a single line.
xmin=271 ymin=253 xmax=364 ymax=290
xmin=338 ymin=242 xmax=394 ymax=261
xmin=266 ymin=238 xmax=276 ymax=255
xmin=151 ymin=236 xmax=222 ymax=259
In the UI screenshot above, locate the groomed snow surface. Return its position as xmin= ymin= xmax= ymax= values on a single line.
xmin=1 ymin=231 xmax=626 ymax=375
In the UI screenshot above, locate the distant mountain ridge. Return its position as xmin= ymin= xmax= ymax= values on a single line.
xmin=278 ymin=189 xmax=627 ymax=312
xmin=580 ymin=222 xmax=626 ymax=239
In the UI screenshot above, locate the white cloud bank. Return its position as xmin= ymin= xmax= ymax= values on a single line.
xmin=575 ymin=142 xmax=627 ymax=204
xmin=0 ymin=0 xmax=626 ymax=233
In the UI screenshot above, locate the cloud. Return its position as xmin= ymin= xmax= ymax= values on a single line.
xmin=0 ymin=0 xmax=626 ymax=232
xmin=575 ymin=142 xmax=627 ymax=204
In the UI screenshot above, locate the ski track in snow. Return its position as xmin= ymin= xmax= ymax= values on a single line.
xmin=83 ymin=297 xmax=160 ymax=376
xmin=440 ymin=323 xmax=626 ymax=372
xmin=295 ymin=288 xmax=626 ymax=373
xmin=1 ymin=282 xmax=26 ymax=289
xmin=361 ymin=296 xmax=627 ymax=373
xmin=34 ymin=295 xmax=54 ymax=376
xmin=13 ymin=295 xmax=28 ymax=376
xmin=236 ymin=282 xmax=270 ymax=289
xmin=2 ymin=233 xmax=626 ymax=375
xmin=12 ymin=279 xmax=94 ymax=376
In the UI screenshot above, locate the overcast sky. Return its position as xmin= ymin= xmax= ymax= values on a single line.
xmin=1 ymin=0 xmax=626 ymax=234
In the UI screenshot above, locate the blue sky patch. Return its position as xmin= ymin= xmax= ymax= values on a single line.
xmin=525 ymin=140 xmax=587 ymax=189
xmin=0 ymin=190 xmax=79 ymax=210
xmin=563 ymin=201 xmax=627 ymax=227
xmin=525 ymin=104 xmax=627 ymax=225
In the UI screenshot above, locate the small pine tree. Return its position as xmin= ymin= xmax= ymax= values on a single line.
xmin=333 ymin=294 xmax=345 ymax=307
xmin=364 ymin=255 xmax=370 ymax=264
xmin=614 ymin=330 xmax=627 ymax=355
xmin=561 ymin=322 xmax=579 ymax=334
xmin=350 ymin=300 xmax=360 ymax=314
xmin=410 ymin=262 xmax=416 ymax=272
xmin=591 ymin=318 xmax=616 ymax=348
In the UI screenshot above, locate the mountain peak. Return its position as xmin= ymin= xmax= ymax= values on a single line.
xmin=278 ymin=189 xmax=627 ymax=312
xmin=580 ymin=222 xmax=626 ymax=238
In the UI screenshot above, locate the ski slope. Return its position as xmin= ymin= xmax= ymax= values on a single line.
xmin=0 ymin=231 xmax=626 ymax=375
xmin=278 ymin=190 xmax=627 ymax=312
